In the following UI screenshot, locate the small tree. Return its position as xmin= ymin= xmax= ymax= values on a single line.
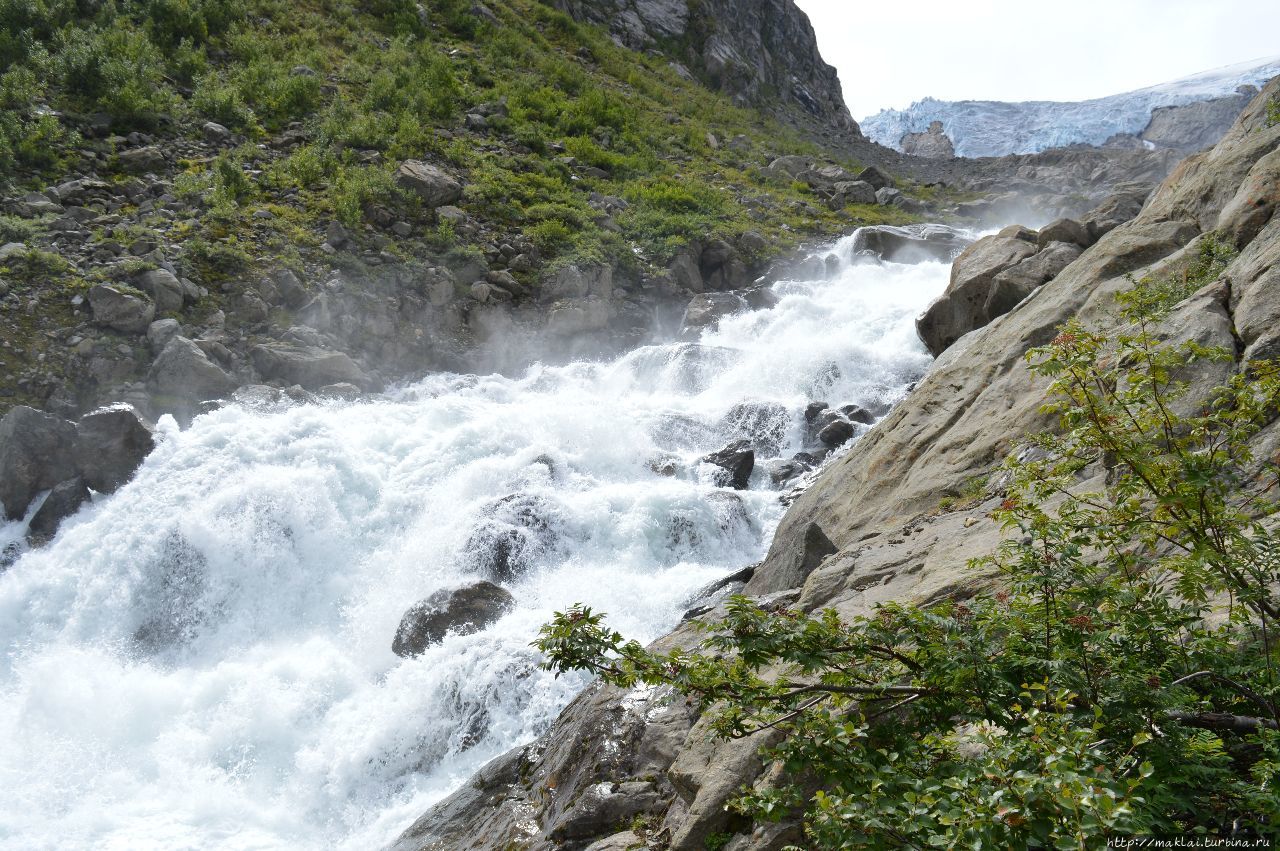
xmin=536 ymin=277 xmax=1280 ymax=847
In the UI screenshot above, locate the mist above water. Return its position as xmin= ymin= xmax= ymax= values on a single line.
xmin=0 ymin=228 xmax=959 ymax=851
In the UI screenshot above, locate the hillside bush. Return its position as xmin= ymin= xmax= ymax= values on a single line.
xmin=538 ymin=285 xmax=1280 ymax=847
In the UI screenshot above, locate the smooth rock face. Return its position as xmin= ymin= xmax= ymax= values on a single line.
xmin=391 ymin=581 xmax=515 ymax=657
xmin=395 ymin=160 xmax=463 ymax=207
xmin=0 ymin=406 xmax=79 ymax=521
xmin=249 ymin=343 xmax=370 ymax=391
xmin=74 ymin=406 xmax=155 ymax=494
xmin=88 ymin=285 xmax=155 ymax=334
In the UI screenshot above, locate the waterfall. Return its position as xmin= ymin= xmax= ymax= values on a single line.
xmin=0 ymin=226 xmax=965 ymax=851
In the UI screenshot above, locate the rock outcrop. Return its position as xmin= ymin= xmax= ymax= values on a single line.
xmin=391 ymin=581 xmax=516 ymax=657
xmin=900 ymin=120 xmax=955 ymax=159
xmin=553 ymin=0 xmax=859 ymax=138
xmin=396 ymin=76 xmax=1280 ymax=851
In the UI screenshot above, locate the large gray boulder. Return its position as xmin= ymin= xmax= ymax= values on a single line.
xmin=915 ymin=233 xmax=1040 ymax=356
xmin=828 ymin=180 xmax=877 ymax=207
xmin=74 ymin=406 xmax=155 ymax=494
xmin=148 ymin=336 xmax=237 ymax=412
xmin=88 ymin=285 xmax=155 ymax=334
xmin=135 ymin=270 xmax=186 ymax=315
xmin=391 ymin=581 xmax=515 ymax=657
xmin=395 ymin=160 xmax=463 ymax=208
xmin=0 ymin=406 xmax=79 ymax=520
xmin=249 ymin=343 xmax=369 ymax=391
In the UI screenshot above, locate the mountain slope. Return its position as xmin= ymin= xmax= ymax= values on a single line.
xmin=861 ymin=55 xmax=1280 ymax=157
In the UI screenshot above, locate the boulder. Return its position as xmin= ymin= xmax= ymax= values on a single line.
xmin=117 ymin=146 xmax=164 ymax=173
xmin=766 ymin=155 xmax=810 ymax=178
xmin=875 ymin=186 xmax=902 ymax=206
xmin=856 ymin=165 xmax=893 ymax=190
xmin=743 ymin=521 xmax=837 ymax=596
xmin=853 ymin=224 xmax=971 ymax=264
xmin=721 ymin=401 xmax=789 ymax=455
xmin=1081 ymin=187 xmax=1148 ymax=240
xmin=680 ymin=292 xmax=745 ymax=334
xmin=828 ymin=179 xmax=877 ymax=207
xmin=701 ymin=439 xmax=754 ymax=490
xmin=147 ymin=336 xmax=237 ymax=411
xmin=463 ymin=493 xmax=563 ymax=582
xmin=27 ymin=477 xmax=90 ymax=544
xmin=146 ymin=318 xmax=181 ymax=351
xmin=984 ymin=241 xmax=1085 ymax=317
xmin=799 ymin=164 xmax=855 ymax=192
xmin=0 ymin=406 xmax=79 ymax=521
xmin=88 ymin=285 xmax=155 ymax=334
xmin=391 ymin=581 xmax=515 ymax=657
xmin=74 ymin=406 xmax=155 ymax=494
xmin=395 ymin=160 xmax=463 ymax=207
xmin=250 ymin=343 xmax=370 ymax=391
xmin=915 ymin=233 xmax=1040 ymax=357
xmin=817 ymin=418 xmax=854 ymax=447
xmin=135 ymin=269 xmax=186 ymax=314
xmin=1036 ymin=217 xmax=1092 ymax=248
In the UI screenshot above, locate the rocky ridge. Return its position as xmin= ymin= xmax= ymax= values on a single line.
xmin=391 ymin=76 xmax=1280 ymax=851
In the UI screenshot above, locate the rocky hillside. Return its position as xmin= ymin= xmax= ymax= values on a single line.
xmin=861 ymin=55 xmax=1280 ymax=157
xmin=0 ymin=0 xmax=937 ymax=423
xmin=391 ymin=75 xmax=1280 ymax=851
xmin=551 ymin=0 xmax=858 ymax=142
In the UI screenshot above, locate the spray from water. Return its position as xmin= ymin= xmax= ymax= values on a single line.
xmin=0 ymin=227 xmax=965 ymax=851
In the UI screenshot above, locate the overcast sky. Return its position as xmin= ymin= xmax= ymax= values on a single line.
xmin=795 ymin=0 xmax=1280 ymax=119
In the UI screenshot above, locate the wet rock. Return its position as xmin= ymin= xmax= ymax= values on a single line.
xmin=463 ymin=493 xmax=563 ymax=582
xmin=706 ymin=490 xmax=752 ymax=538
xmin=701 ymin=439 xmax=754 ymax=490
xmin=88 ymin=285 xmax=155 ymax=334
xmin=550 ymin=780 xmax=663 ymax=841
xmin=720 ymin=401 xmax=789 ymax=455
xmin=395 ymin=160 xmax=463 ymax=207
xmin=804 ymin=401 xmax=828 ymax=423
xmin=840 ymin=404 xmax=875 ymax=425
xmin=817 ymin=418 xmax=854 ymax=447
xmin=0 ymin=406 xmax=79 ymax=520
xmin=27 ymin=477 xmax=90 ymax=544
xmin=391 ymin=581 xmax=515 ymax=657
xmin=250 ymin=343 xmax=370 ymax=391
xmin=680 ymin=292 xmax=745 ymax=335
xmin=74 ymin=406 xmax=155 ymax=494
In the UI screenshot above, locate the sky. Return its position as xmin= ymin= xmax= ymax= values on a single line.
xmin=795 ymin=0 xmax=1280 ymax=119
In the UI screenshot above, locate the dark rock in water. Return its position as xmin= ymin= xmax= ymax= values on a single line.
xmin=721 ymin=401 xmax=789 ymax=456
xmin=74 ymin=406 xmax=154 ymax=494
xmin=817 ymin=418 xmax=854 ymax=447
xmin=0 ymin=541 xmax=21 ymax=571
xmin=463 ymin=493 xmax=563 ymax=582
xmin=679 ymin=292 xmax=746 ymax=336
xmin=148 ymin=336 xmax=237 ymax=420
xmin=133 ymin=532 xmax=209 ymax=651
xmin=840 ymin=404 xmax=875 ymax=425
xmin=706 ymin=490 xmax=753 ymax=538
xmin=392 ymin=581 xmax=515 ymax=658
xmin=27 ymin=477 xmax=91 ymax=545
xmin=686 ymin=563 xmax=757 ymax=614
xmin=804 ymin=401 xmax=829 ymax=422
xmin=767 ymin=458 xmax=808 ymax=485
xmin=701 ymin=439 xmax=754 ymax=490
xmin=0 ymin=406 xmax=79 ymax=521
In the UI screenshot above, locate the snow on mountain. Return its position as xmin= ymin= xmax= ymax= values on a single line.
xmin=860 ymin=56 xmax=1280 ymax=158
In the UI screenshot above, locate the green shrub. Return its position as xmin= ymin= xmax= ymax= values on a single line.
xmin=192 ymin=72 xmax=256 ymax=129
xmin=538 ymin=284 xmax=1280 ymax=846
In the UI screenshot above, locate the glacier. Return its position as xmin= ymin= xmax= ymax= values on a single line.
xmin=860 ymin=55 xmax=1280 ymax=158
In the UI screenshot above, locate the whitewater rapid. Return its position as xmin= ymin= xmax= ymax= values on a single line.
xmin=0 ymin=231 xmax=956 ymax=850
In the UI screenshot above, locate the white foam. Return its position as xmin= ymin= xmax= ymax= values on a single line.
xmin=0 ymin=233 xmax=953 ymax=850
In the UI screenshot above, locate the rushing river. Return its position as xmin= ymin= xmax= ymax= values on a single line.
xmin=0 ymin=227 xmax=962 ymax=850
